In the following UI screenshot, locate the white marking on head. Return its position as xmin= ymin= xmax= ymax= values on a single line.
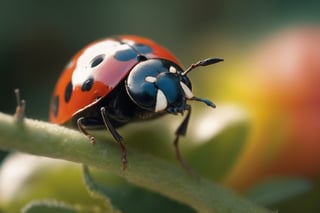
xmin=155 ymin=89 xmax=168 ymax=112
xmin=169 ymin=66 xmax=177 ymax=73
xmin=180 ymin=81 xmax=194 ymax=99
xmin=145 ymin=76 xmax=157 ymax=83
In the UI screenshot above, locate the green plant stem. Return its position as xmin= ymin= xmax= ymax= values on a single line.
xmin=0 ymin=112 xmax=273 ymax=213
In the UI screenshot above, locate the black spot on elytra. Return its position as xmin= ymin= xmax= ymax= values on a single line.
xmin=81 ymin=77 xmax=94 ymax=91
xmin=137 ymin=55 xmax=147 ymax=62
xmin=114 ymin=43 xmax=152 ymax=61
xmin=52 ymin=95 xmax=59 ymax=117
xmin=91 ymin=55 xmax=105 ymax=68
xmin=114 ymin=49 xmax=136 ymax=61
xmin=134 ymin=43 xmax=152 ymax=54
xmin=64 ymin=81 xmax=73 ymax=103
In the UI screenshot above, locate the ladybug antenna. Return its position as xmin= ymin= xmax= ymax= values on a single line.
xmin=182 ymin=57 xmax=223 ymax=76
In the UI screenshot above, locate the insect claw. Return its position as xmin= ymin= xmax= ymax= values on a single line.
xmin=89 ymin=136 xmax=96 ymax=144
xmin=121 ymin=157 xmax=128 ymax=170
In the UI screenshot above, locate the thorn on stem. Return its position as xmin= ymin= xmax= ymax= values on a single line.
xmin=14 ymin=88 xmax=26 ymax=121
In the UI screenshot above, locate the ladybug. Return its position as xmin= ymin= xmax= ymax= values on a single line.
xmin=49 ymin=35 xmax=223 ymax=171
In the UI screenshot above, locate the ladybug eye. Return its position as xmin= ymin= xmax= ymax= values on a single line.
xmin=90 ymin=54 xmax=105 ymax=68
xmin=81 ymin=77 xmax=94 ymax=92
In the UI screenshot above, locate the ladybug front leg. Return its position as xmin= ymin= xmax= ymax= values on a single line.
xmin=100 ymin=107 xmax=127 ymax=170
xmin=77 ymin=117 xmax=96 ymax=144
xmin=173 ymin=105 xmax=195 ymax=175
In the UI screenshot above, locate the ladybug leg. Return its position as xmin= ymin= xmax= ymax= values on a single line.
xmin=174 ymin=105 xmax=195 ymax=175
xmin=77 ymin=117 xmax=96 ymax=144
xmin=100 ymin=107 xmax=127 ymax=170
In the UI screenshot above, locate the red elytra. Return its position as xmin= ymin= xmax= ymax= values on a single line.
xmin=49 ymin=35 xmax=181 ymax=124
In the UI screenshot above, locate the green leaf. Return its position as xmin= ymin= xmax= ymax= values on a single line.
xmin=21 ymin=200 xmax=78 ymax=213
xmin=82 ymin=165 xmax=121 ymax=213
xmin=83 ymin=166 xmax=195 ymax=213
xmin=245 ymin=177 xmax=313 ymax=205
xmin=268 ymin=179 xmax=320 ymax=212
xmin=0 ymin=158 xmax=105 ymax=213
xmin=187 ymin=122 xmax=249 ymax=180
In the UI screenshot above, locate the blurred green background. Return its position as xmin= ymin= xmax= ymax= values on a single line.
xmin=1 ymin=0 xmax=320 ymax=212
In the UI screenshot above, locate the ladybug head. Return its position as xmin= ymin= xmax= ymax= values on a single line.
xmin=125 ymin=57 xmax=223 ymax=114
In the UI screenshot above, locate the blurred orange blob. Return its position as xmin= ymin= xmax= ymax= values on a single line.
xmin=223 ymin=27 xmax=320 ymax=191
